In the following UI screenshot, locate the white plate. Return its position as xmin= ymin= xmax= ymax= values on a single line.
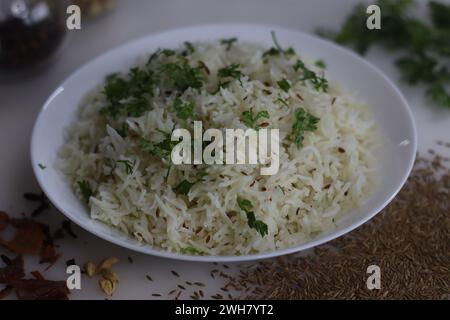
xmin=31 ymin=24 xmax=417 ymax=262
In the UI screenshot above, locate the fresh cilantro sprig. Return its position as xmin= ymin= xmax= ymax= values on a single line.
xmin=291 ymin=108 xmax=320 ymax=147
xmin=263 ymin=31 xmax=296 ymax=57
xmin=317 ymin=0 xmax=450 ymax=108
xmin=241 ymin=108 xmax=270 ymax=130
xmin=237 ymin=197 xmax=268 ymax=237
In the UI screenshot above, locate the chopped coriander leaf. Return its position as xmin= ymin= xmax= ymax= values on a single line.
xmin=38 ymin=163 xmax=46 ymax=170
xmin=155 ymin=128 xmax=178 ymax=153
xmin=173 ymin=97 xmax=194 ymax=122
xmin=103 ymin=74 xmax=129 ymax=104
xmin=237 ymin=197 xmax=253 ymax=212
xmin=291 ymin=108 xmax=320 ymax=148
xmin=213 ymin=80 xmax=230 ymax=94
xmin=77 ymin=180 xmax=92 ymax=203
xmin=246 ymin=212 xmax=269 ymax=237
xmin=220 ymin=37 xmax=238 ymax=50
xmin=277 ymin=79 xmax=291 ymax=92
xmin=237 ymin=197 xmax=268 ymax=237
xmin=161 ymin=61 xmax=204 ymax=92
xmin=184 ymin=41 xmax=195 ymax=54
xmin=294 ymin=59 xmax=329 ymax=92
xmin=100 ymin=68 xmax=156 ymax=118
xmin=140 ymin=138 xmax=168 ymax=158
xmin=162 ymin=49 xmax=175 ymax=56
xmin=117 ymin=160 xmax=134 ymax=175
xmin=99 ymin=104 xmax=120 ymax=118
xmin=127 ymin=96 xmax=149 ymax=117
xmin=128 ymin=68 xmax=156 ymax=96
xmin=262 ymin=47 xmax=281 ymax=57
xmin=277 ymin=185 xmax=285 ymax=195
xmin=217 ymin=64 xmax=243 ymax=83
xmin=173 ymin=179 xmax=195 ymax=196
xmin=180 ymin=246 xmax=201 ymax=255
xmin=241 ymin=108 xmax=270 ymax=130
xmin=284 ymin=47 xmax=296 ymax=56
xmin=140 ymin=129 xmax=177 ymax=160
xmin=315 ymin=60 xmax=327 ymax=69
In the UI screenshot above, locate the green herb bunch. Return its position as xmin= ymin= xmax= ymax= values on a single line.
xmin=318 ymin=0 xmax=450 ymax=108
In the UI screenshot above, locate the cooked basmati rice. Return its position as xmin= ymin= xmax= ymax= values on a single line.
xmin=57 ymin=39 xmax=378 ymax=255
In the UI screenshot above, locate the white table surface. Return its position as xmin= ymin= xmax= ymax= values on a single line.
xmin=1 ymin=0 xmax=449 ymax=300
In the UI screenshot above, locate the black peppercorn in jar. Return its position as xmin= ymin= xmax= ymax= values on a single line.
xmin=0 ymin=0 xmax=69 ymax=77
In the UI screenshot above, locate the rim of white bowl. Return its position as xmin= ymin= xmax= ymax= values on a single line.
xmin=31 ymin=23 xmax=417 ymax=262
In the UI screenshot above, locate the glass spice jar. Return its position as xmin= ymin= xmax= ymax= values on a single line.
xmin=0 ymin=0 xmax=70 ymax=78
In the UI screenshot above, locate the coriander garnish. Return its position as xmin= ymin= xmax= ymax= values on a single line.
xmin=277 ymin=78 xmax=291 ymax=92
xmin=173 ymin=97 xmax=194 ymax=124
xmin=237 ymin=197 xmax=268 ymax=237
xmin=184 ymin=41 xmax=195 ymax=54
xmin=217 ymin=64 xmax=243 ymax=84
xmin=172 ymin=179 xmax=196 ymax=196
xmin=77 ymin=180 xmax=92 ymax=203
xmin=126 ymin=96 xmax=149 ymax=117
xmin=315 ymin=59 xmax=327 ymax=69
xmin=294 ymin=59 xmax=329 ymax=92
xmin=291 ymin=108 xmax=320 ymax=148
xmin=38 ymin=163 xmax=46 ymax=170
xmin=241 ymin=108 xmax=270 ymax=130
xmin=140 ymin=128 xmax=177 ymax=160
xmin=220 ymin=37 xmax=238 ymax=50
xmin=173 ymin=170 xmax=207 ymax=196
xmin=180 ymin=246 xmax=202 ymax=255
xmin=160 ymin=61 xmax=204 ymax=92
xmin=263 ymin=31 xmax=296 ymax=57
xmin=162 ymin=49 xmax=175 ymax=56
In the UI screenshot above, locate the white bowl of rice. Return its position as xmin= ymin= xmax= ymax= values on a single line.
xmin=31 ymin=24 xmax=417 ymax=262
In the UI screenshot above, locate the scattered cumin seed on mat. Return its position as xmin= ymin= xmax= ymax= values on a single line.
xmin=217 ymin=152 xmax=450 ymax=300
